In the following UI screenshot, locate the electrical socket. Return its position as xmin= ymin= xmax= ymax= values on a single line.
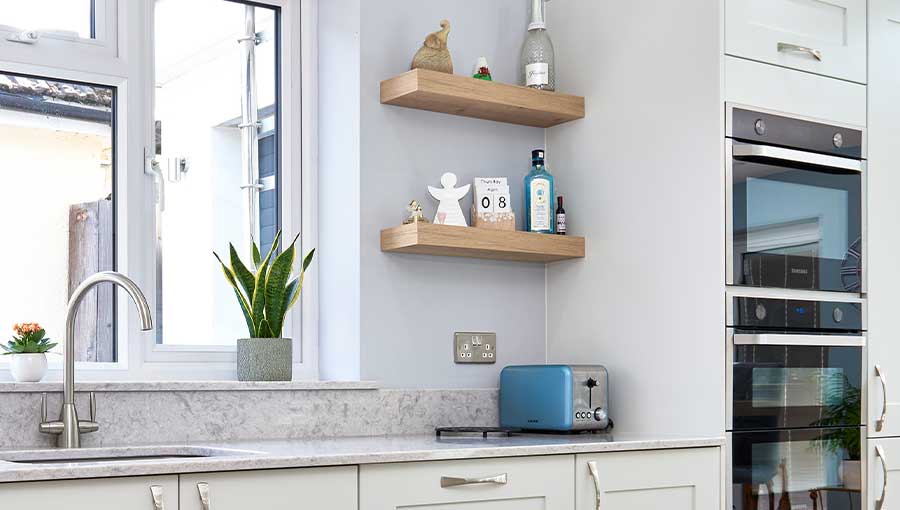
xmin=454 ymin=332 xmax=496 ymax=364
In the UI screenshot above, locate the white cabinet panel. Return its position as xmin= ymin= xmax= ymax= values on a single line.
xmin=867 ymin=438 xmax=900 ymax=509
xmin=0 ymin=475 xmax=179 ymax=510
xmin=867 ymin=0 xmax=900 ymax=439
xmin=359 ymin=455 xmax=574 ymax=509
xmin=576 ymin=448 xmax=720 ymax=510
xmin=725 ymin=0 xmax=867 ymax=83
xmin=723 ymin=56 xmax=867 ymax=127
xmin=179 ymin=466 xmax=357 ymax=510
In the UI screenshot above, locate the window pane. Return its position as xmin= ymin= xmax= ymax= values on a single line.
xmin=154 ymin=0 xmax=279 ymax=346
xmin=0 ymin=72 xmax=115 ymax=361
xmin=1 ymin=1 xmax=95 ymax=39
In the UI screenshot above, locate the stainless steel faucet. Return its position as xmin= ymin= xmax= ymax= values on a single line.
xmin=40 ymin=272 xmax=153 ymax=448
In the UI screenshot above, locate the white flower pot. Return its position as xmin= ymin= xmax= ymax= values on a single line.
xmin=10 ymin=353 xmax=48 ymax=382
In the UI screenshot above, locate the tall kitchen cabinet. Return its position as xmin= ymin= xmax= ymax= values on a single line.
xmin=868 ymin=1 xmax=900 ymax=508
xmin=867 ymin=0 xmax=900 ymax=441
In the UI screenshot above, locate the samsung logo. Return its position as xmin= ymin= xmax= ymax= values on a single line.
xmin=791 ymin=268 xmax=809 ymax=275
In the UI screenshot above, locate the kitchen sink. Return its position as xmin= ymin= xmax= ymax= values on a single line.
xmin=0 ymin=446 xmax=263 ymax=465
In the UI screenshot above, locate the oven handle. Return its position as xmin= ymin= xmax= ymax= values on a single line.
xmin=732 ymin=143 xmax=863 ymax=172
xmin=732 ymin=333 xmax=865 ymax=347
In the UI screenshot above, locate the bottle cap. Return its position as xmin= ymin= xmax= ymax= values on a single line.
xmin=532 ymin=149 xmax=545 ymax=161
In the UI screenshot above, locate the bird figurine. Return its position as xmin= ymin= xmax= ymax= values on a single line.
xmin=411 ymin=20 xmax=453 ymax=74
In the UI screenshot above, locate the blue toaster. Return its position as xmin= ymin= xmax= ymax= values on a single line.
xmin=500 ymin=364 xmax=611 ymax=432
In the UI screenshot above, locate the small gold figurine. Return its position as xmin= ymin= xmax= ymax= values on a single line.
xmin=403 ymin=200 xmax=430 ymax=224
xmin=411 ymin=20 xmax=453 ymax=74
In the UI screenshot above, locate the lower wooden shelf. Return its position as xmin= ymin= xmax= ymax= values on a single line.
xmin=380 ymin=223 xmax=585 ymax=263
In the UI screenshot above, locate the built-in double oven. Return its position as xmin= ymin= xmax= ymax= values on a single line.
xmin=726 ymin=105 xmax=866 ymax=294
xmin=725 ymin=104 xmax=867 ymax=510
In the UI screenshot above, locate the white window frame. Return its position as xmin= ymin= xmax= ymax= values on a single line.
xmin=0 ymin=0 xmax=318 ymax=381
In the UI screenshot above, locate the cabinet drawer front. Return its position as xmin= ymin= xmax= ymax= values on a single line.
xmin=576 ymin=448 xmax=720 ymax=510
xmin=360 ymin=455 xmax=574 ymax=509
xmin=179 ymin=466 xmax=357 ymax=510
xmin=725 ymin=0 xmax=867 ymax=83
xmin=0 ymin=475 xmax=179 ymax=510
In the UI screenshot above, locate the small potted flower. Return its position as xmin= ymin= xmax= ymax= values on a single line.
xmin=2 ymin=323 xmax=57 ymax=382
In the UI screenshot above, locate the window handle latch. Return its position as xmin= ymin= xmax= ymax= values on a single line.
xmin=144 ymin=151 xmax=166 ymax=212
xmin=6 ymin=30 xmax=39 ymax=44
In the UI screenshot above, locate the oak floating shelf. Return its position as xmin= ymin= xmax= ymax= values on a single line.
xmin=380 ymin=69 xmax=585 ymax=128
xmin=381 ymin=223 xmax=585 ymax=263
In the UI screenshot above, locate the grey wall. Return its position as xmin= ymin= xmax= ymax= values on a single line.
xmin=320 ymin=0 xmax=548 ymax=388
xmin=546 ymin=0 xmax=726 ymax=436
xmin=318 ymin=0 xmax=362 ymax=381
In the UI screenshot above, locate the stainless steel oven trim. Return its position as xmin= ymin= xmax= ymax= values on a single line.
xmin=734 ymin=333 xmax=866 ymax=347
xmin=733 ymin=142 xmax=864 ymax=172
xmin=726 ymin=138 xmax=735 ymax=286
xmin=725 ymin=102 xmax=868 ymax=159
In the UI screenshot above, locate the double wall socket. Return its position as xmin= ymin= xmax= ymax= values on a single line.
xmin=454 ymin=332 xmax=496 ymax=364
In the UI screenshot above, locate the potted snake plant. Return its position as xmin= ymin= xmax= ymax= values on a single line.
xmin=214 ymin=231 xmax=314 ymax=381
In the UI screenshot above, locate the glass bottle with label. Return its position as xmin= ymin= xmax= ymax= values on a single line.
xmin=525 ymin=149 xmax=555 ymax=233
xmin=520 ymin=0 xmax=555 ymax=91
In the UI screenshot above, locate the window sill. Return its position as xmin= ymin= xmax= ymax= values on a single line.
xmin=0 ymin=380 xmax=380 ymax=393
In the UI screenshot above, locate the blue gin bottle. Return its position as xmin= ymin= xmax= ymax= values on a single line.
xmin=524 ymin=149 xmax=555 ymax=233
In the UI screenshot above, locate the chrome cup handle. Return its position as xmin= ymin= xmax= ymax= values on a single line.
xmin=150 ymin=485 xmax=165 ymax=510
xmin=877 ymin=364 xmax=888 ymax=432
xmin=197 ymin=482 xmax=211 ymax=510
xmin=877 ymin=445 xmax=888 ymax=510
xmin=588 ymin=460 xmax=602 ymax=510
xmin=440 ymin=473 xmax=507 ymax=488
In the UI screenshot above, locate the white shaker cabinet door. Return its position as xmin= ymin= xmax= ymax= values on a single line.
xmin=360 ymin=455 xmax=574 ymax=510
xmin=179 ymin=466 xmax=358 ymax=510
xmin=724 ymin=0 xmax=867 ymax=83
xmin=868 ymin=438 xmax=900 ymax=509
xmin=575 ymin=448 xmax=720 ymax=510
xmin=0 ymin=475 xmax=179 ymax=510
xmin=867 ymin=0 xmax=900 ymax=439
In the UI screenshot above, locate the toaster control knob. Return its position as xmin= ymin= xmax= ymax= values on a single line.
xmin=593 ymin=407 xmax=609 ymax=428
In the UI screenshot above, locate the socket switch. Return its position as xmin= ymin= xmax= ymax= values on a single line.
xmin=455 ymin=332 xmax=496 ymax=364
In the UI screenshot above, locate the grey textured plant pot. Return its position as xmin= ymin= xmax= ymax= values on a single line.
xmin=236 ymin=338 xmax=292 ymax=381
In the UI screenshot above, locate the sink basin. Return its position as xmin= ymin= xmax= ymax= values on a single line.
xmin=0 ymin=446 xmax=263 ymax=465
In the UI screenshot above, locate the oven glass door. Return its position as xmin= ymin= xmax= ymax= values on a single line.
xmin=731 ymin=333 xmax=862 ymax=430
xmin=729 ymin=143 xmax=863 ymax=292
xmin=731 ymin=427 xmax=862 ymax=510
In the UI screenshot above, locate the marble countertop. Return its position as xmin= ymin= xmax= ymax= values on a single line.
xmin=0 ymin=433 xmax=725 ymax=483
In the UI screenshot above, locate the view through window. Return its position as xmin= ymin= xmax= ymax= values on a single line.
xmin=153 ymin=0 xmax=280 ymax=346
xmin=0 ymin=72 xmax=115 ymax=361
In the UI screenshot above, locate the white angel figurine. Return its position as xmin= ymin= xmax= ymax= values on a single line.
xmin=428 ymin=172 xmax=471 ymax=226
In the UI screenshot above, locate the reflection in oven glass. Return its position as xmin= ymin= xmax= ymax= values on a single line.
xmin=732 ymin=428 xmax=861 ymax=510
xmin=751 ymin=368 xmax=845 ymax=408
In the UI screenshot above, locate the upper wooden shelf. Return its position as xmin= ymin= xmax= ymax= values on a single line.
xmin=380 ymin=69 xmax=585 ymax=128
xmin=381 ymin=222 xmax=585 ymax=263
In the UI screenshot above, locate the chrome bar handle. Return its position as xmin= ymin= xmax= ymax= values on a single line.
xmin=40 ymin=393 xmax=47 ymax=422
xmin=588 ymin=461 xmax=602 ymax=510
xmin=89 ymin=391 xmax=96 ymax=422
xmin=777 ymin=42 xmax=823 ymax=61
xmin=733 ymin=333 xmax=865 ymax=347
xmin=197 ymin=482 xmax=211 ymax=510
xmin=440 ymin=473 xmax=508 ymax=488
xmin=877 ymin=364 xmax=888 ymax=432
xmin=150 ymin=485 xmax=166 ymax=510
xmin=876 ymin=445 xmax=888 ymax=510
